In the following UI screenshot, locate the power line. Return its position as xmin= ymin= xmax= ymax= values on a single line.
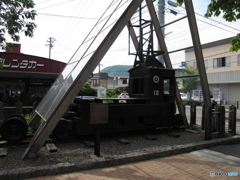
xmin=55 ymin=41 xmax=75 ymax=52
xmin=162 ymin=3 xmax=239 ymax=47
xmin=35 ymin=0 xmax=51 ymax=5
xmin=37 ymin=13 xmax=98 ymax=20
xmin=68 ymin=0 xmax=130 ymax=53
xmin=195 ymin=12 xmax=240 ymax=32
xmin=166 ymin=14 xmax=238 ymax=42
xmin=56 ymin=0 xmax=95 ymax=40
xmin=36 ymin=0 xmax=74 ymax=11
xmin=54 ymin=0 xmax=84 ymax=38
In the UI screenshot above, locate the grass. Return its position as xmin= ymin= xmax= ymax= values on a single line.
xmin=212 ymin=132 xmax=234 ymax=139
xmin=189 ymin=124 xmax=201 ymax=132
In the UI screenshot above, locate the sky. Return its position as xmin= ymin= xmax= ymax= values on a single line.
xmin=3 ymin=0 xmax=240 ymax=72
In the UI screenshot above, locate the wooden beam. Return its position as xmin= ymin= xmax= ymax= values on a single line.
xmin=229 ymin=105 xmax=237 ymax=135
xmin=0 ymin=148 xmax=7 ymax=157
xmin=146 ymin=0 xmax=188 ymax=128
xmin=22 ymin=0 xmax=143 ymax=159
xmin=46 ymin=143 xmax=58 ymax=153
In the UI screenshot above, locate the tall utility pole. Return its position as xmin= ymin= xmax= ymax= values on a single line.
xmin=46 ymin=37 xmax=55 ymax=59
xmin=158 ymin=0 xmax=165 ymax=65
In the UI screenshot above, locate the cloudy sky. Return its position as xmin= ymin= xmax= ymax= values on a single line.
xmin=3 ymin=0 xmax=240 ymax=71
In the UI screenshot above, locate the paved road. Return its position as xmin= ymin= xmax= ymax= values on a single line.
xmin=23 ymin=143 xmax=240 ymax=180
xmin=191 ymin=143 xmax=240 ymax=169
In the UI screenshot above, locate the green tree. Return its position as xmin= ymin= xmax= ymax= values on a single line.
xmin=178 ymin=66 xmax=200 ymax=99
xmin=78 ymin=82 xmax=97 ymax=96
xmin=177 ymin=0 xmax=240 ymax=52
xmin=0 ymin=0 xmax=37 ymax=50
xmin=100 ymin=85 xmax=122 ymax=98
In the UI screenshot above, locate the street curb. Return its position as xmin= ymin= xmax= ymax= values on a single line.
xmin=1 ymin=135 xmax=240 ymax=180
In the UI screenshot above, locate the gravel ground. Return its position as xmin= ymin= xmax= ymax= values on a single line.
xmin=0 ymin=130 xmax=204 ymax=171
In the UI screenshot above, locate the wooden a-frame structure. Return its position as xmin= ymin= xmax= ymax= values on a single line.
xmin=22 ymin=0 xmax=211 ymax=159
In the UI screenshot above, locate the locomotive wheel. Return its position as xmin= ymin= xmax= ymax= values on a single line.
xmin=53 ymin=119 xmax=72 ymax=139
xmin=0 ymin=115 xmax=28 ymax=143
xmin=53 ymin=126 xmax=70 ymax=139
xmin=173 ymin=114 xmax=184 ymax=129
xmin=53 ymin=123 xmax=70 ymax=139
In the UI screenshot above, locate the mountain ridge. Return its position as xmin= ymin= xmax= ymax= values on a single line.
xmin=101 ymin=65 xmax=132 ymax=76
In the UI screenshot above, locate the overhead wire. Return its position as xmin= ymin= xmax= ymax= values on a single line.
xmin=56 ymin=0 xmax=93 ymax=40
xmin=69 ymin=0 xmax=133 ymax=47
xmin=166 ymin=12 xmax=238 ymax=42
xmin=67 ymin=0 xmax=125 ymax=64
xmin=55 ymin=41 xmax=75 ymax=52
xmin=54 ymin=0 xmax=83 ymax=38
xmin=45 ymin=0 xmax=96 ymax=56
xmin=163 ymin=2 xmax=239 ymax=49
xmin=60 ymin=0 xmax=130 ymax=47
xmin=37 ymin=13 xmax=98 ymax=20
xmin=195 ymin=12 xmax=240 ymax=32
xmin=35 ymin=0 xmax=75 ymax=11
xmin=35 ymin=0 xmax=51 ymax=5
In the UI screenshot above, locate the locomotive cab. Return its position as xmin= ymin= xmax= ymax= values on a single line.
xmin=67 ymin=62 xmax=183 ymax=137
xmin=129 ymin=65 xmax=176 ymax=105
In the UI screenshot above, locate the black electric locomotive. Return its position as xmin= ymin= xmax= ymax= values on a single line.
xmin=52 ymin=58 xmax=184 ymax=139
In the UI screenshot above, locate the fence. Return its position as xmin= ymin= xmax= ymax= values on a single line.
xmin=188 ymin=103 xmax=237 ymax=138
xmin=0 ymin=101 xmax=37 ymax=120
xmin=220 ymin=100 xmax=239 ymax=109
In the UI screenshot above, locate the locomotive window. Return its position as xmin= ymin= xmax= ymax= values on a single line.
xmin=163 ymin=79 xmax=170 ymax=94
xmin=132 ymin=78 xmax=144 ymax=95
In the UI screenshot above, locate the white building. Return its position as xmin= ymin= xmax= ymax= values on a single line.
xmin=185 ymin=37 xmax=240 ymax=105
xmin=90 ymin=73 xmax=129 ymax=90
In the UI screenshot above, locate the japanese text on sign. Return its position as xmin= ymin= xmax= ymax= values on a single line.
xmin=0 ymin=58 xmax=44 ymax=69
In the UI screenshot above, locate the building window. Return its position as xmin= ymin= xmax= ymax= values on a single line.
xmin=93 ymin=79 xmax=99 ymax=87
xmin=193 ymin=62 xmax=196 ymax=69
xmin=213 ymin=56 xmax=230 ymax=68
xmin=193 ymin=60 xmax=208 ymax=69
xmin=122 ymin=79 xmax=128 ymax=84
xmin=204 ymin=60 xmax=208 ymax=68
xmin=108 ymin=78 xmax=118 ymax=86
xmin=108 ymin=78 xmax=113 ymax=85
xmin=238 ymin=55 xmax=240 ymax=65
xmin=114 ymin=79 xmax=118 ymax=86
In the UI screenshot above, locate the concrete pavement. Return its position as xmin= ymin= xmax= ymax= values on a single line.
xmin=23 ymin=146 xmax=240 ymax=180
xmin=191 ymin=143 xmax=240 ymax=169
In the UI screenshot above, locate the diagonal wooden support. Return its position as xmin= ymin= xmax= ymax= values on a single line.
xmin=22 ymin=0 xmax=143 ymax=159
xmin=146 ymin=0 xmax=188 ymax=128
xmin=184 ymin=0 xmax=212 ymax=139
